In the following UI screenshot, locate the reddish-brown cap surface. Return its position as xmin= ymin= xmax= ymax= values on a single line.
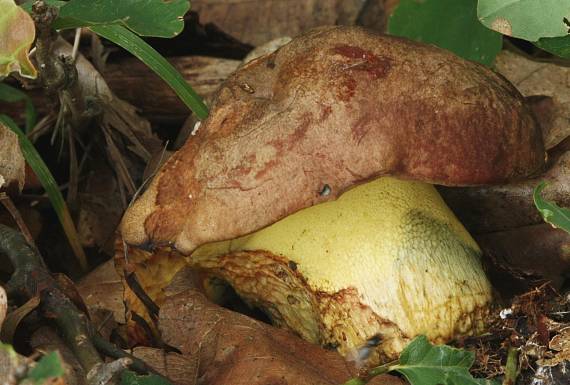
xmin=121 ymin=26 xmax=545 ymax=254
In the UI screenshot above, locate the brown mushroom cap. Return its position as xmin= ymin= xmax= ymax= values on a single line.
xmin=121 ymin=26 xmax=545 ymax=254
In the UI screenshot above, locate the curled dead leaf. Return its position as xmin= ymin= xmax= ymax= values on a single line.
xmin=0 ymin=122 xmax=25 ymax=194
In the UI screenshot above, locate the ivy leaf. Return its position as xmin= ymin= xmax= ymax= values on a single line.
xmin=120 ymin=370 xmax=173 ymax=385
xmin=0 ymin=0 xmax=37 ymax=78
xmin=388 ymin=0 xmax=502 ymax=66
xmin=54 ymin=0 xmax=190 ymax=37
xmin=388 ymin=336 xmax=491 ymax=385
xmin=533 ymin=182 xmax=570 ymax=233
xmin=534 ymin=35 xmax=570 ymax=59
xmin=478 ymin=0 xmax=570 ymax=41
xmin=27 ymin=352 xmax=65 ymax=384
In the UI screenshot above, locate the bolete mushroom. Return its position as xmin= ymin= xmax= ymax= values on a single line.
xmin=120 ymin=26 xmax=545 ymax=363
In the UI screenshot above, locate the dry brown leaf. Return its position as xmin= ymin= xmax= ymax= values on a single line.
xmin=132 ymin=347 xmax=198 ymax=385
xmin=113 ymin=242 xmax=188 ymax=344
xmin=192 ymin=0 xmax=367 ymax=46
xmin=77 ymin=259 xmax=125 ymax=324
xmin=159 ymin=289 xmax=403 ymax=385
xmin=121 ymin=26 xmax=544 ymax=254
xmin=476 ymin=224 xmax=570 ymax=286
xmin=496 ymin=50 xmax=570 ymax=149
xmin=537 ymin=327 xmax=570 ymax=367
xmin=104 ymin=56 xmax=240 ymax=121
xmin=76 ymin=165 xmax=124 ymax=253
xmin=441 ymin=150 xmax=569 ymax=234
xmin=0 ymin=122 xmax=25 ymax=194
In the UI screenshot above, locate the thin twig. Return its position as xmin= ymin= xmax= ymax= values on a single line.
xmin=0 ymin=193 xmax=36 ymax=250
xmin=0 ymin=225 xmax=173 ymax=384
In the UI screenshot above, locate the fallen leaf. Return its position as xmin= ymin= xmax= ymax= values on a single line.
xmin=0 ymin=121 xmax=25 ymax=194
xmin=476 ymin=224 xmax=570 ymax=287
xmin=495 ymin=50 xmax=570 ymax=149
xmin=192 ymin=0 xmax=369 ymax=46
xmin=159 ymin=289 xmax=404 ymax=385
xmin=76 ymin=165 xmax=124 ymax=253
xmin=538 ymin=327 xmax=570 ymax=366
xmin=440 ymin=150 xmax=570 ymax=234
xmin=113 ymin=242 xmax=188 ymax=345
xmin=132 ymin=347 xmax=198 ymax=385
xmin=77 ymin=259 xmax=126 ymax=324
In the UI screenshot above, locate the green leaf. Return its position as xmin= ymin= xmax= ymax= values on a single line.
xmin=478 ymin=0 xmax=570 ymax=41
xmin=90 ymin=24 xmax=208 ymax=119
xmin=120 ymin=370 xmax=173 ymax=385
xmin=27 ymin=352 xmax=64 ymax=384
xmin=534 ymin=35 xmax=570 ymax=59
xmin=0 ymin=115 xmax=88 ymax=270
xmin=0 ymin=82 xmax=37 ymax=132
xmin=533 ymin=182 xmax=570 ymax=233
xmin=388 ymin=336 xmax=484 ymax=385
xmin=0 ymin=0 xmax=37 ymax=78
xmin=476 ymin=379 xmax=501 ymax=385
xmin=54 ymin=0 xmax=190 ymax=38
xmin=388 ymin=0 xmax=502 ymax=66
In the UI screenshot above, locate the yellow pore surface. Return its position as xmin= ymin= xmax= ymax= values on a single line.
xmin=192 ymin=177 xmax=492 ymax=342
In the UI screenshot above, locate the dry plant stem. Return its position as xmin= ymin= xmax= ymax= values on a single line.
xmin=33 ymin=2 xmax=93 ymax=140
xmin=32 ymin=1 xmax=65 ymax=100
xmin=67 ymin=126 xmax=79 ymax=209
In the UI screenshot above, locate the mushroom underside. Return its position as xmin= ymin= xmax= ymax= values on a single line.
xmin=190 ymin=177 xmax=493 ymax=363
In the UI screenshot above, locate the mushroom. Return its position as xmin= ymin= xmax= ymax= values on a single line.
xmin=120 ymin=26 xmax=545 ymax=363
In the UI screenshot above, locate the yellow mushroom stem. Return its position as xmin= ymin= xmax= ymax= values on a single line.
xmin=190 ymin=177 xmax=492 ymax=363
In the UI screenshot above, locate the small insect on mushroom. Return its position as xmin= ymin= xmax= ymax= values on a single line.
xmin=346 ymin=334 xmax=382 ymax=369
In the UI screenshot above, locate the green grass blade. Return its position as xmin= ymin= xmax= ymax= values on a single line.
xmin=90 ymin=24 xmax=209 ymax=119
xmin=0 ymin=82 xmax=37 ymax=133
xmin=534 ymin=182 xmax=570 ymax=233
xmin=0 ymin=114 xmax=88 ymax=271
